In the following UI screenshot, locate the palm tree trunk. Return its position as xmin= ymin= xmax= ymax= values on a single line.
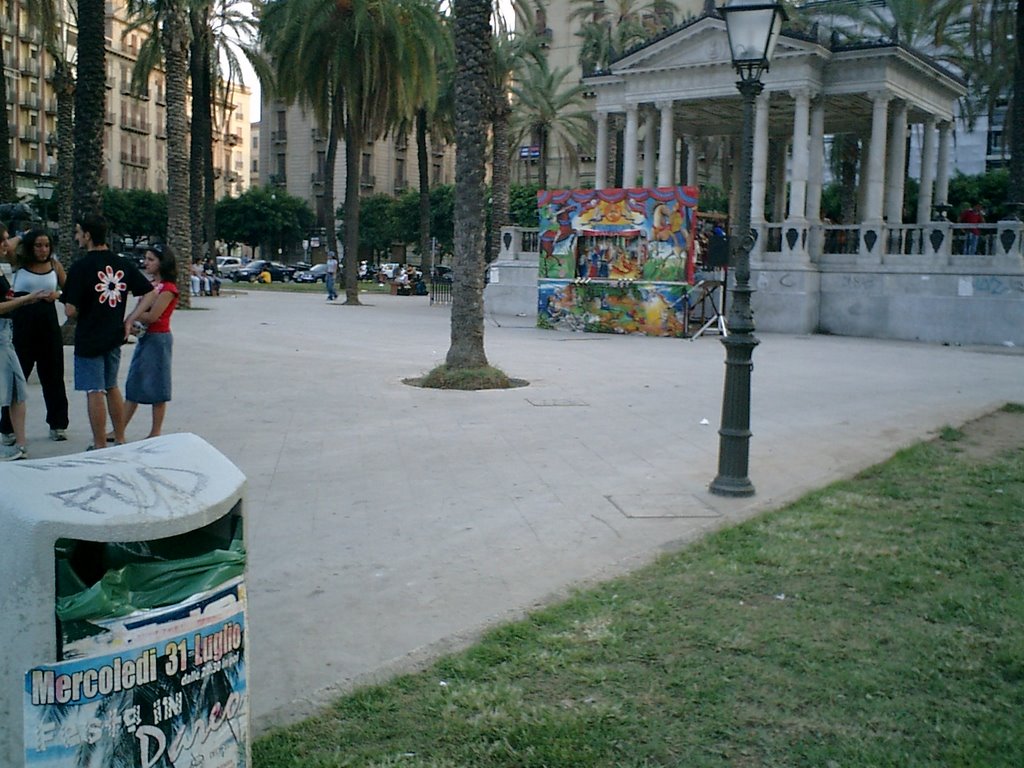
xmin=73 ymin=0 xmax=106 ymax=220
xmin=165 ymin=7 xmax=192 ymax=306
xmin=54 ymin=61 xmax=75 ymax=264
xmin=537 ymin=127 xmax=548 ymax=189
xmin=343 ymin=114 xmax=363 ymax=305
xmin=417 ymin=108 xmax=431 ymax=268
xmin=446 ymin=0 xmax=491 ymax=369
xmin=1010 ymin=0 xmax=1024 ymax=206
xmin=203 ymin=38 xmax=216 ymax=262
xmin=489 ymin=95 xmax=511 ymax=263
xmin=189 ymin=10 xmax=212 ymax=265
xmin=0 ymin=20 xmax=13 ymax=202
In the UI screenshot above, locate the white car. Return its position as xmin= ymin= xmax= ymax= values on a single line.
xmin=216 ymin=256 xmax=243 ymax=275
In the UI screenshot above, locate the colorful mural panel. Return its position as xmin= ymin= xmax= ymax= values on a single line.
xmin=537 ymin=187 xmax=698 ymax=336
xmin=538 ymin=280 xmax=690 ymax=338
xmin=538 ymin=187 xmax=698 ymax=283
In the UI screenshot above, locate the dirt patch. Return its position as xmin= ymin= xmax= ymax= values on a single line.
xmin=941 ymin=407 xmax=1024 ymax=461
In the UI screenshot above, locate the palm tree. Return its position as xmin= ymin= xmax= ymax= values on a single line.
xmin=165 ymin=5 xmax=194 ymax=300
xmin=511 ymin=57 xmax=591 ymax=189
xmin=568 ymin=0 xmax=663 ymax=73
xmin=446 ymin=0 xmax=492 ymax=369
xmin=489 ymin=0 xmax=544 ymax=261
xmin=263 ymin=0 xmax=444 ymax=304
xmin=74 ymin=0 xmax=106 ymax=219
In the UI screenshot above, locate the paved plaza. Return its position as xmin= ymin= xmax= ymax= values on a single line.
xmin=19 ymin=289 xmax=1024 ymax=733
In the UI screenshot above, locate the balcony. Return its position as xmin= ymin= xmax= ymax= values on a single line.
xmin=20 ymin=159 xmax=40 ymax=173
xmin=119 ymin=151 xmax=150 ymax=168
xmin=106 ymin=76 xmax=116 ymax=89
xmin=44 ymin=99 xmax=56 ymax=114
xmin=311 ymin=172 xmax=325 ymax=186
xmin=155 ymin=125 xmax=166 ymax=139
xmin=213 ymin=168 xmax=222 ymax=178
xmin=19 ymin=27 xmax=41 ymax=43
xmin=155 ymin=92 xmax=165 ymax=106
xmin=360 ymin=174 xmax=375 ymax=189
xmin=120 ymin=116 xmax=151 ymax=134
xmin=226 ymin=171 xmax=241 ymax=183
xmin=224 ymin=132 xmax=242 ymax=146
xmin=19 ymin=92 xmax=39 ymax=109
xmin=393 ymin=180 xmax=408 ymax=195
xmin=271 ymin=130 xmax=287 ymax=143
xmin=269 ymin=173 xmax=286 ymax=186
xmin=20 ymin=60 xmax=40 ymax=77
xmin=19 ymin=127 xmax=40 ymax=143
xmin=105 ymin=111 xmax=115 ymax=125
xmin=311 ymin=129 xmax=327 ymax=143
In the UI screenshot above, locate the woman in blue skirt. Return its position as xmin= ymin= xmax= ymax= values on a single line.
xmin=124 ymin=244 xmax=179 ymax=438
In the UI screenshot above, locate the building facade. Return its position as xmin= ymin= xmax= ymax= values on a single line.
xmin=259 ymin=98 xmax=456 ymax=233
xmin=2 ymin=0 xmax=251 ymax=202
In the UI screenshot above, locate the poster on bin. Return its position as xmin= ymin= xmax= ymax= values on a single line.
xmin=23 ymin=579 xmax=248 ymax=768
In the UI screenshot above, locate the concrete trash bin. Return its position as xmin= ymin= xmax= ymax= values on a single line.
xmin=0 ymin=433 xmax=248 ymax=767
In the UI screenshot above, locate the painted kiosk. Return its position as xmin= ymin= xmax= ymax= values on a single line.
xmin=537 ymin=186 xmax=709 ymax=337
xmin=0 ymin=434 xmax=249 ymax=768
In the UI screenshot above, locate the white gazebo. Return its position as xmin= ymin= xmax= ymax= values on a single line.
xmin=575 ymin=13 xmax=1024 ymax=344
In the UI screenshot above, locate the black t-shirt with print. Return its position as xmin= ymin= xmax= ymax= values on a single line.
xmin=64 ymin=249 xmax=154 ymax=357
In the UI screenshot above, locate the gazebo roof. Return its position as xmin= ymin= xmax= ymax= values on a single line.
xmin=582 ymin=15 xmax=966 ymax=138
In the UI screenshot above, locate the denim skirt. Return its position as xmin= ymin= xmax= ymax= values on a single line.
xmin=125 ymin=331 xmax=173 ymax=404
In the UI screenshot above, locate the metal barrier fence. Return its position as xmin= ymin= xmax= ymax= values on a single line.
xmin=430 ymin=279 xmax=452 ymax=305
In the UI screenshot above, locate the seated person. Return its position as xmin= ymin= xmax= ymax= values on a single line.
xmin=393 ymin=267 xmax=410 ymax=295
xmin=259 ymin=266 xmax=272 ymax=284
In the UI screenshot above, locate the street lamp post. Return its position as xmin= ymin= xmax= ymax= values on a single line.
xmin=709 ymin=0 xmax=786 ymax=498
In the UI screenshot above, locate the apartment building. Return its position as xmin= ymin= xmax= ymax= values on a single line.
xmin=259 ymin=97 xmax=455 ymax=229
xmin=2 ymin=0 xmax=251 ymax=202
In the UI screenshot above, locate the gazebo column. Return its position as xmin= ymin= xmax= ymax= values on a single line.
xmin=860 ymin=91 xmax=890 ymax=261
xmin=595 ymin=110 xmax=610 ymax=190
xmin=750 ymin=91 xmax=771 ymax=255
xmin=806 ymin=96 xmax=825 ymax=258
xmin=916 ymin=116 xmax=937 ymax=224
xmin=686 ymin=137 xmax=699 ymax=187
xmin=884 ymin=99 xmax=908 ymax=255
xmin=783 ymin=88 xmax=811 ymax=262
xmin=622 ymin=105 xmax=639 ymax=187
xmin=771 ymin=141 xmax=787 ymax=223
xmin=643 ymin=107 xmax=657 ymax=187
xmin=657 ymin=100 xmax=674 ymax=187
xmin=935 ymin=120 xmax=952 ymax=209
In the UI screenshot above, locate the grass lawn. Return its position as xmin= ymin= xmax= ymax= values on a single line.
xmin=254 ymin=405 xmax=1024 ymax=767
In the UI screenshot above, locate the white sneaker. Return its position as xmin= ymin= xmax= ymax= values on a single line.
xmin=0 ymin=445 xmax=27 ymax=461
xmin=49 ymin=428 xmax=67 ymax=442
xmin=0 ymin=433 xmax=14 ymax=446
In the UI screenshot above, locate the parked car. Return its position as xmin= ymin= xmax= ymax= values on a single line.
xmin=231 ymin=260 xmax=296 ymax=283
xmin=294 ymin=263 xmax=328 ymax=283
xmin=430 ymin=265 xmax=453 ymax=283
xmin=217 ymin=255 xmax=243 ymax=275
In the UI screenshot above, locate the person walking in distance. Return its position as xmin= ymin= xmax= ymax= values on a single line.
xmin=123 ymin=244 xmax=179 ymax=439
xmin=62 ymin=214 xmax=156 ymax=450
xmin=959 ymin=202 xmax=984 ymax=255
xmin=325 ymin=250 xmax=339 ymax=301
xmin=0 ymin=229 xmax=70 ymax=444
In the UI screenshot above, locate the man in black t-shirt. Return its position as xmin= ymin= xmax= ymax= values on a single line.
xmin=63 ymin=214 xmax=155 ymax=450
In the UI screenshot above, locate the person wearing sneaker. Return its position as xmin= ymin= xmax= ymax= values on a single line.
xmin=62 ymin=215 xmax=156 ymax=451
xmin=0 ymin=228 xmax=70 ymax=444
xmin=0 ymin=227 xmax=57 ymax=461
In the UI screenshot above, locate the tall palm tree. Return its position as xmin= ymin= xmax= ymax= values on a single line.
xmin=166 ymin=6 xmax=195 ymax=300
xmin=126 ymin=0 xmax=193 ymax=302
xmin=74 ymin=0 xmax=106 ymax=219
xmin=511 ymin=57 xmax=591 ymax=189
xmin=263 ymin=0 xmax=444 ymax=304
xmin=190 ymin=4 xmax=214 ymax=266
xmin=489 ymin=0 xmax=544 ymax=260
xmin=446 ymin=0 xmax=492 ymax=369
xmin=1011 ymin=0 xmax=1024 ymax=208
